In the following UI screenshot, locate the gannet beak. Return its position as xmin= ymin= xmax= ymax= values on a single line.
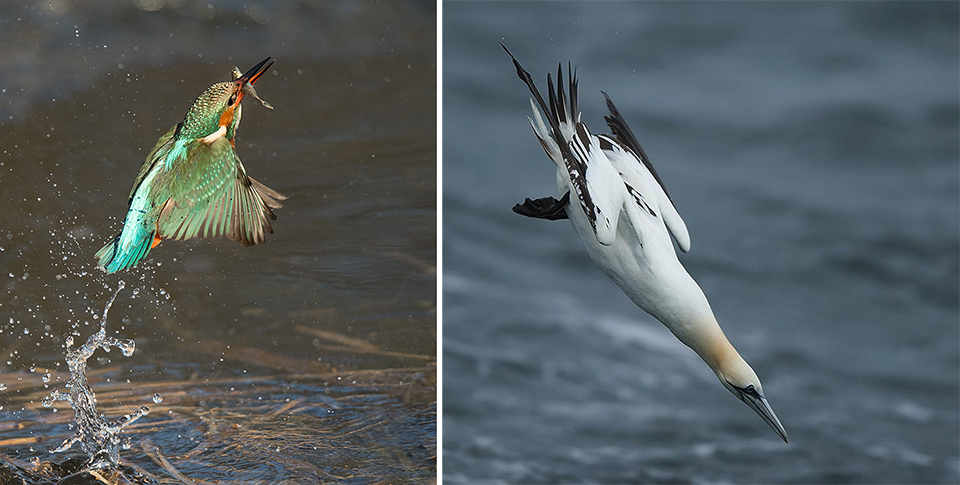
xmin=738 ymin=391 xmax=789 ymax=443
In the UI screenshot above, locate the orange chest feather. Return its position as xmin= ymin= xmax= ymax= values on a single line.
xmin=218 ymin=104 xmax=236 ymax=128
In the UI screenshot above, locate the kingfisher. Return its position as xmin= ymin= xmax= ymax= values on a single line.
xmin=96 ymin=57 xmax=287 ymax=274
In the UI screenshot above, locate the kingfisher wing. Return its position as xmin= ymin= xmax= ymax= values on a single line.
xmin=154 ymin=137 xmax=286 ymax=247
xmin=600 ymin=93 xmax=690 ymax=252
xmin=129 ymin=124 xmax=179 ymax=201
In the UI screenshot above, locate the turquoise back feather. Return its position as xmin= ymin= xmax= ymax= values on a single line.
xmin=95 ymin=165 xmax=163 ymax=273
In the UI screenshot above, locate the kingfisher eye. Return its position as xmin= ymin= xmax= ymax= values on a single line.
xmin=228 ymin=94 xmax=237 ymax=105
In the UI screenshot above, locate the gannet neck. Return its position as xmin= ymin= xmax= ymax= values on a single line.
xmin=687 ymin=316 xmax=759 ymax=390
xmin=679 ymin=313 xmax=741 ymax=376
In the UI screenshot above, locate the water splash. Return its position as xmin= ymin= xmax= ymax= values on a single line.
xmin=42 ymin=281 xmax=149 ymax=470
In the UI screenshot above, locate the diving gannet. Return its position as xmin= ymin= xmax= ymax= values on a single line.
xmin=503 ymin=44 xmax=788 ymax=443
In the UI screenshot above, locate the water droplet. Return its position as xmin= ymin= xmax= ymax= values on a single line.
xmin=41 ymin=397 xmax=53 ymax=408
xmin=49 ymin=284 xmax=145 ymax=468
xmin=42 ymin=373 xmax=51 ymax=383
xmin=117 ymin=339 xmax=135 ymax=357
xmin=0 ymin=383 xmax=6 ymax=391
xmin=153 ymin=393 xmax=162 ymax=404
xmin=29 ymin=366 xmax=36 ymax=373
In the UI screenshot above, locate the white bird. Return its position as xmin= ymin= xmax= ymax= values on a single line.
xmin=503 ymin=44 xmax=788 ymax=443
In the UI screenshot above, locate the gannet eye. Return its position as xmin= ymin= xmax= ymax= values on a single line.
xmin=729 ymin=382 xmax=760 ymax=398
xmin=741 ymin=384 xmax=761 ymax=398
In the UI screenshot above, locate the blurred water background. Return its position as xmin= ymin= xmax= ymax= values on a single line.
xmin=0 ymin=1 xmax=436 ymax=482
xmin=443 ymin=2 xmax=958 ymax=483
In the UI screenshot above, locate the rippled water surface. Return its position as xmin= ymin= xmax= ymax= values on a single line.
xmin=0 ymin=1 xmax=436 ymax=482
xmin=443 ymin=2 xmax=958 ymax=484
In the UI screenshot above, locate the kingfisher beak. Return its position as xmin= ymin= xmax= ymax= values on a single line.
xmin=234 ymin=57 xmax=274 ymax=109
xmin=238 ymin=56 xmax=274 ymax=85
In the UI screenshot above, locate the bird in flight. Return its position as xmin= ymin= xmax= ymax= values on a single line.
xmin=96 ymin=57 xmax=286 ymax=274
xmin=503 ymin=44 xmax=788 ymax=443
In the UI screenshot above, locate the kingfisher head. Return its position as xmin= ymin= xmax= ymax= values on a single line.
xmin=178 ymin=57 xmax=274 ymax=142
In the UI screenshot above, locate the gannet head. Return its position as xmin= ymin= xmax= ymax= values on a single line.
xmin=715 ymin=357 xmax=789 ymax=443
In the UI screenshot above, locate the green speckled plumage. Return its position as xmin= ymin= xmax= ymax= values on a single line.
xmin=96 ymin=57 xmax=285 ymax=274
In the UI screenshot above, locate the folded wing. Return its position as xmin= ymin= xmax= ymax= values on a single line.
xmin=601 ymin=93 xmax=691 ymax=252
xmin=504 ymin=44 xmax=690 ymax=252
xmin=567 ymin=122 xmax=627 ymax=246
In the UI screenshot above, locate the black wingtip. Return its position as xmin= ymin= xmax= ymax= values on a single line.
xmin=500 ymin=42 xmax=524 ymax=77
xmin=601 ymin=91 xmax=674 ymax=204
xmin=500 ymin=44 xmax=560 ymax=148
xmin=601 ymin=90 xmax=617 ymax=117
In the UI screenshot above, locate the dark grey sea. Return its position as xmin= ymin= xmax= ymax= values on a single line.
xmin=443 ymin=2 xmax=959 ymax=483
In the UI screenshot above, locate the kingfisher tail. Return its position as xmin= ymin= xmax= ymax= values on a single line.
xmin=95 ymin=224 xmax=156 ymax=274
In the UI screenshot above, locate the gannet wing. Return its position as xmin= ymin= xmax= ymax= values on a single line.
xmin=502 ymin=44 xmax=600 ymax=236
xmin=601 ymin=93 xmax=691 ymax=252
xmin=596 ymin=136 xmax=662 ymax=222
xmin=567 ymin=122 xmax=628 ymax=246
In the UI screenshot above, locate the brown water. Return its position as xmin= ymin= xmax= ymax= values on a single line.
xmin=0 ymin=1 xmax=436 ymax=482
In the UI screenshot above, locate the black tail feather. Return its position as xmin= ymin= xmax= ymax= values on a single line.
xmin=547 ymin=71 xmax=559 ymax=128
xmin=569 ymin=62 xmax=578 ymax=120
xmin=502 ymin=43 xmax=594 ymax=228
xmin=556 ymin=63 xmax=566 ymax=123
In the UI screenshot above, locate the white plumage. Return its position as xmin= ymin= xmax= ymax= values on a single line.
xmin=505 ymin=44 xmax=787 ymax=443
